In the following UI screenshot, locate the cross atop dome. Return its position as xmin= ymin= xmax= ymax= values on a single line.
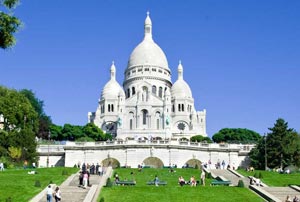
xmin=144 ymin=11 xmax=152 ymax=40
xmin=110 ymin=61 xmax=116 ymax=80
xmin=178 ymin=60 xmax=183 ymax=80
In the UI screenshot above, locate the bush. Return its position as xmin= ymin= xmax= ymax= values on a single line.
xmin=100 ymin=197 xmax=105 ymax=202
xmin=259 ymin=172 xmax=263 ymax=179
xmin=62 ymin=170 xmax=68 ymax=175
xmin=206 ymin=172 xmax=212 ymax=179
xmin=106 ymin=177 xmax=113 ymax=187
xmin=34 ymin=180 xmax=41 ymax=187
xmin=237 ymin=180 xmax=244 ymax=187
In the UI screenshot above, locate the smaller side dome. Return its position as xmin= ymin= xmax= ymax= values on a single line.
xmin=171 ymin=61 xmax=192 ymax=99
xmin=101 ymin=62 xmax=125 ymax=99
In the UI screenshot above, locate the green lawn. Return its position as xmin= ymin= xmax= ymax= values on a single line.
xmin=0 ymin=167 xmax=78 ymax=201
xmin=237 ymin=169 xmax=300 ymax=186
xmin=99 ymin=168 xmax=264 ymax=202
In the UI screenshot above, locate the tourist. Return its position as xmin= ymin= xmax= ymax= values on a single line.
xmin=83 ymin=171 xmax=89 ymax=189
xmin=286 ymin=195 xmax=292 ymax=202
xmin=222 ymin=160 xmax=226 ymax=169
xmin=154 ymin=175 xmax=159 ymax=186
xmin=201 ymin=171 xmax=206 ymax=186
xmin=54 ymin=187 xmax=61 ymax=202
xmin=190 ymin=176 xmax=196 ymax=186
xmin=98 ymin=165 xmax=102 ymax=176
xmin=46 ymin=184 xmax=53 ymax=202
xmin=0 ymin=162 xmax=4 ymax=171
xmin=32 ymin=162 xmax=36 ymax=168
xmin=78 ymin=171 xmax=83 ymax=187
xmin=178 ymin=176 xmax=185 ymax=186
xmin=293 ymin=196 xmax=299 ymax=202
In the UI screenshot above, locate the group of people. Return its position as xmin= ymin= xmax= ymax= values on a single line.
xmin=178 ymin=171 xmax=206 ymax=187
xmin=78 ymin=162 xmax=104 ymax=176
xmin=46 ymin=185 xmax=61 ymax=202
xmin=285 ymin=195 xmax=299 ymax=202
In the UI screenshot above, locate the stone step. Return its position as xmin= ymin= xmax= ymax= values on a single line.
xmin=262 ymin=187 xmax=300 ymax=202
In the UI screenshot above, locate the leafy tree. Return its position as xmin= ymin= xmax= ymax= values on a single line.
xmin=49 ymin=124 xmax=62 ymax=140
xmin=60 ymin=124 xmax=83 ymax=141
xmin=212 ymin=128 xmax=261 ymax=144
xmin=0 ymin=0 xmax=22 ymax=49
xmin=249 ymin=118 xmax=300 ymax=169
xmin=20 ymin=89 xmax=53 ymax=139
xmin=190 ymin=135 xmax=212 ymax=143
xmin=8 ymin=146 xmax=21 ymax=162
xmin=0 ymin=86 xmax=39 ymax=164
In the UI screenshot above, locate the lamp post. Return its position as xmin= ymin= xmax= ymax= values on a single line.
xmin=264 ymin=133 xmax=267 ymax=171
xmin=47 ymin=131 xmax=50 ymax=167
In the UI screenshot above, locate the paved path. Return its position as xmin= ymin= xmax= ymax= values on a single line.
xmin=261 ymin=187 xmax=300 ymax=202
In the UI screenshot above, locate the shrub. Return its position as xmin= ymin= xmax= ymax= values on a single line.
xmin=34 ymin=180 xmax=41 ymax=187
xmin=237 ymin=180 xmax=244 ymax=187
xmin=206 ymin=172 xmax=212 ymax=179
xmin=62 ymin=170 xmax=68 ymax=175
xmin=100 ymin=197 xmax=105 ymax=202
xmin=258 ymin=172 xmax=263 ymax=179
xmin=106 ymin=177 xmax=112 ymax=187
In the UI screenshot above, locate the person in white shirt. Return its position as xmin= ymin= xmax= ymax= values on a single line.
xmin=46 ymin=185 xmax=53 ymax=202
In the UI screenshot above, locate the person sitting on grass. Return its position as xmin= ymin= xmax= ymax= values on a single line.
xmin=178 ymin=176 xmax=185 ymax=186
xmin=190 ymin=176 xmax=196 ymax=187
xmin=154 ymin=175 xmax=159 ymax=186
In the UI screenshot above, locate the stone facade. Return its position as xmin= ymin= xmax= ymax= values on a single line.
xmin=88 ymin=13 xmax=206 ymax=140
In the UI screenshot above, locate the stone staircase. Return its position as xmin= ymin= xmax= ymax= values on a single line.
xmin=261 ymin=187 xmax=300 ymax=202
xmin=38 ymin=173 xmax=102 ymax=202
xmin=210 ymin=169 xmax=247 ymax=186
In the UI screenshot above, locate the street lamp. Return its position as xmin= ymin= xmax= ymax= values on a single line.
xmin=47 ymin=131 xmax=50 ymax=167
xmin=264 ymin=133 xmax=267 ymax=171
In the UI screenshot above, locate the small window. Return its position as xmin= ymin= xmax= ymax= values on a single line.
xmin=145 ymin=68 xmax=149 ymax=71
xmin=127 ymin=72 xmax=131 ymax=76
xmin=158 ymin=70 xmax=162 ymax=73
xmin=138 ymin=68 xmax=142 ymax=72
xmin=159 ymin=87 xmax=163 ymax=98
xmin=178 ymin=104 xmax=181 ymax=112
xmin=132 ymin=70 xmax=136 ymax=73
xmin=152 ymin=68 xmax=156 ymax=72
xmin=152 ymin=85 xmax=157 ymax=95
xmin=164 ymin=71 xmax=167 ymax=75
xmin=130 ymin=119 xmax=133 ymax=130
xmin=132 ymin=87 xmax=136 ymax=95
xmin=108 ymin=104 xmax=111 ymax=112
xmin=111 ymin=104 xmax=114 ymax=112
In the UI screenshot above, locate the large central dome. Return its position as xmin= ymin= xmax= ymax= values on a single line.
xmin=126 ymin=12 xmax=170 ymax=71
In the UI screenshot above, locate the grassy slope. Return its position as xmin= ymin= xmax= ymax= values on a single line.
xmin=0 ymin=167 xmax=78 ymax=201
xmin=237 ymin=169 xmax=300 ymax=186
xmin=100 ymin=168 xmax=263 ymax=202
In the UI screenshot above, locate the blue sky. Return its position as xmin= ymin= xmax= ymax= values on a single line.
xmin=1 ymin=0 xmax=299 ymax=137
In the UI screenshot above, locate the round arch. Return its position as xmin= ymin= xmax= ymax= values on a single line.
xmin=142 ymin=157 xmax=164 ymax=168
xmin=183 ymin=159 xmax=202 ymax=169
xmin=101 ymin=158 xmax=120 ymax=169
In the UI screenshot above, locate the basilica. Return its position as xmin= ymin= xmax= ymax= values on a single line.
xmin=88 ymin=13 xmax=207 ymax=140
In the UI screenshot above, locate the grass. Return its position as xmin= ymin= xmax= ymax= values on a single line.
xmin=0 ymin=167 xmax=78 ymax=201
xmin=99 ymin=168 xmax=264 ymax=202
xmin=237 ymin=169 xmax=300 ymax=186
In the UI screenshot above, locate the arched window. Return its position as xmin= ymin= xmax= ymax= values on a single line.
xmin=159 ymin=87 xmax=163 ymax=98
xmin=155 ymin=112 xmax=160 ymax=129
xmin=178 ymin=104 xmax=181 ymax=112
xmin=142 ymin=109 xmax=148 ymax=125
xmin=132 ymin=87 xmax=136 ymax=95
xmin=108 ymin=104 xmax=111 ymax=112
xmin=172 ymin=104 xmax=175 ymax=112
xmin=111 ymin=104 xmax=114 ymax=112
xmin=127 ymin=88 xmax=130 ymax=98
xmin=152 ymin=85 xmax=157 ymax=95
xmin=182 ymin=104 xmax=184 ymax=112
xmin=130 ymin=119 xmax=133 ymax=130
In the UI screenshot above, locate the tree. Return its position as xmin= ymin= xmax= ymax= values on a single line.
xmin=212 ymin=128 xmax=261 ymax=144
xmin=0 ymin=86 xmax=39 ymax=164
xmin=190 ymin=135 xmax=212 ymax=143
xmin=0 ymin=0 xmax=22 ymax=49
xmin=20 ymin=89 xmax=53 ymax=139
xmin=83 ymin=123 xmax=111 ymax=141
xmin=249 ymin=118 xmax=300 ymax=169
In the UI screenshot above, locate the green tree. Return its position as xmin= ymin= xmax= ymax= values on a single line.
xmin=20 ymin=89 xmax=53 ymax=139
xmin=212 ymin=128 xmax=261 ymax=144
xmin=0 ymin=86 xmax=39 ymax=163
xmin=249 ymin=118 xmax=300 ymax=169
xmin=0 ymin=0 xmax=22 ymax=49
xmin=190 ymin=135 xmax=212 ymax=143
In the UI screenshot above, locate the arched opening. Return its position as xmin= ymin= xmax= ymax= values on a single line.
xmin=142 ymin=109 xmax=148 ymax=125
xmin=132 ymin=87 xmax=136 ymax=95
xmin=183 ymin=159 xmax=202 ymax=169
xmin=127 ymin=88 xmax=130 ymax=98
xmin=101 ymin=158 xmax=120 ymax=169
xmin=159 ymin=87 xmax=163 ymax=98
xmin=152 ymin=85 xmax=157 ymax=95
xmin=143 ymin=157 xmax=164 ymax=168
xmin=129 ymin=112 xmax=134 ymax=130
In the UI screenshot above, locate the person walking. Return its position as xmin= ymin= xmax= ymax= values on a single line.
xmin=54 ymin=187 xmax=61 ymax=202
xmin=46 ymin=185 xmax=53 ymax=202
xmin=201 ymin=171 xmax=206 ymax=186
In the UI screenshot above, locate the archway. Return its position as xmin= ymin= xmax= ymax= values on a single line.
xmin=143 ymin=157 xmax=164 ymax=168
xmin=101 ymin=158 xmax=120 ymax=169
xmin=183 ymin=159 xmax=202 ymax=169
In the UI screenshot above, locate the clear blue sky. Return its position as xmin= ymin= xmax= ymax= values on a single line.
xmin=1 ymin=0 xmax=299 ymax=137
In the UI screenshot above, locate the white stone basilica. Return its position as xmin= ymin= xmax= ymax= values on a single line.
xmin=88 ymin=13 xmax=207 ymax=140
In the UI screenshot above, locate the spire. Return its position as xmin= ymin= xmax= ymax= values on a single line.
xmin=110 ymin=61 xmax=116 ymax=80
xmin=178 ymin=60 xmax=183 ymax=80
xmin=144 ymin=11 xmax=152 ymax=40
